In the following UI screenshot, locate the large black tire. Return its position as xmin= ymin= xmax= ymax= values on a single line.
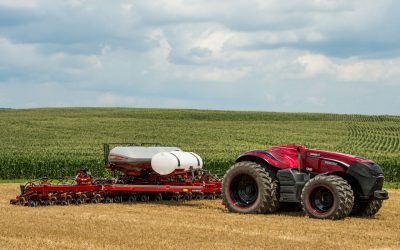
xmin=222 ymin=161 xmax=279 ymax=214
xmin=301 ymin=175 xmax=354 ymax=220
xmin=351 ymin=199 xmax=383 ymax=217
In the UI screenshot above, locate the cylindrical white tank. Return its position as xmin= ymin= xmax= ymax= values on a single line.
xmin=151 ymin=151 xmax=203 ymax=175
xmin=108 ymin=146 xmax=182 ymax=164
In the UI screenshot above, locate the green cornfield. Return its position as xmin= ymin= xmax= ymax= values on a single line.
xmin=0 ymin=108 xmax=399 ymax=182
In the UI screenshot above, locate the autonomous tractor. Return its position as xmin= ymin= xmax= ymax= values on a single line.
xmin=222 ymin=144 xmax=389 ymax=219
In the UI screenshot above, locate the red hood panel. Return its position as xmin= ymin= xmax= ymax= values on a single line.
xmin=263 ymin=144 xmax=371 ymax=169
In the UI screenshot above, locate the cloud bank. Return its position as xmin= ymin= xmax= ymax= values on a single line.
xmin=0 ymin=0 xmax=399 ymax=114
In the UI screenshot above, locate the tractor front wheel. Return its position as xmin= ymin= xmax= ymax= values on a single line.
xmin=222 ymin=161 xmax=279 ymax=214
xmin=351 ymin=199 xmax=383 ymax=217
xmin=301 ymin=175 xmax=354 ymax=220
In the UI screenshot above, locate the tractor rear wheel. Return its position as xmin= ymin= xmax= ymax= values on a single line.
xmin=301 ymin=175 xmax=354 ymax=220
xmin=222 ymin=161 xmax=279 ymax=214
xmin=351 ymin=199 xmax=383 ymax=217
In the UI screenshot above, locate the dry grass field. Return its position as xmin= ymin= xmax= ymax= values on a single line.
xmin=0 ymin=184 xmax=399 ymax=250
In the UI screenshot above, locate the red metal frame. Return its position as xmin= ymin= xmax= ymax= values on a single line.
xmin=10 ymin=176 xmax=222 ymax=205
xmin=18 ymin=181 xmax=221 ymax=196
xmin=10 ymin=144 xmax=223 ymax=206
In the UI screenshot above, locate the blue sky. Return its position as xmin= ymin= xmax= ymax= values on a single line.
xmin=0 ymin=0 xmax=399 ymax=114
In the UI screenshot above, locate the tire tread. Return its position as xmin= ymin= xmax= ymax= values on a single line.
xmin=301 ymin=175 xmax=354 ymax=220
xmin=222 ymin=161 xmax=279 ymax=214
xmin=351 ymin=199 xmax=383 ymax=217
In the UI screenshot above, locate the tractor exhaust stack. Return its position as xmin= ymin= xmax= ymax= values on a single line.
xmin=297 ymin=147 xmax=302 ymax=172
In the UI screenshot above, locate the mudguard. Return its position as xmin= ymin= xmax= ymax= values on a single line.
xmin=236 ymin=150 xmax=279 ymax=168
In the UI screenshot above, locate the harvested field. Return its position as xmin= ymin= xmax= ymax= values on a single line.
xmin=0 ymin=184 xmax=399 ymax=250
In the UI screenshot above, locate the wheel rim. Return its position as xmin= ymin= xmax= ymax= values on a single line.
xmin=230 ymin=174 xmax=258 ymax=208
xmin=141 ymin=195 xmax=148 ymax=202
xmin=309 ymin=186 xmax=334 ymax=213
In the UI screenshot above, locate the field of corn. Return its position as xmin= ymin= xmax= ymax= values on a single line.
xmin=0 ymin=108 xmax=399 ymax=181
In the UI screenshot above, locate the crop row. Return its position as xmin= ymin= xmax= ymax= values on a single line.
xmin=0 ymin=108 xmax=399 ymax=182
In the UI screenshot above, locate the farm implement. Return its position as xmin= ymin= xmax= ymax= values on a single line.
xmin=10 ymin=143 xmax=222 ymax=206
xmin=222 ymin=144 xmax=389 ymax=219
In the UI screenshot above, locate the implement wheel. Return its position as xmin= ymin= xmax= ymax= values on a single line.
xmin=222 ymin=161 xmax=279 ymax=214
xmin=91 ymin=197 xmax=99 ymax=204
xmin=301 ymin=175 xmax=354 ymax=220
xmin=195 ymin=193 xmax=204 ymax=200
xmin=19 ymin=197 xmax=26 ymax=206
xmin=154 ymin=193 xmax=163 ymax=202
xmin=43 ymin=199 xmax=51 ymax=206
xmin=128 ymin=195 xmax=137 ymax=203
xmin=171 ymin=193 xmax=181 ymax=201
xmin=140 ymin=194 xmax=149 ymax=202
xmin=28 ymin=199 xmax=38 ymax=207
xmin=50 ymin=197 xmax=57 ymax=206
xmin=81 ymin=194 xmax=87 ymax=204
xmin=61 ymin=198 xmax=69 ymax=206
xmin=114 ymin=196 xmax=123 ymax=203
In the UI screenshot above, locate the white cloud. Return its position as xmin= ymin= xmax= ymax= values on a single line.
xmin=194 ymin=30 xmax=234 ymax=53
xmin=297 ymin=53 xmax=400 ymax=83
xmin=297 ymin=54 xmax=335 ymax=77
xmin=336 ymin=60 xmax=400 ymax=83
xmin=148 ymin=29 xmax=172 ymax=64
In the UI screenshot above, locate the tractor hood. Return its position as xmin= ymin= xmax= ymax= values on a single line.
xmin=238 ymin=144 xmax=378 ymax=171
xmin=265 ymin=144 xmax=374 ymax=169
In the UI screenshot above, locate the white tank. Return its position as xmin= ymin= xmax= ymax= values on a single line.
xmin=151 ymin=151 xmax=203 ymax=175
xmin=108 ymin=146 xmax=182 ymax=164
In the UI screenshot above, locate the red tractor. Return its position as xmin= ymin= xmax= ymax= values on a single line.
xmin=222 ymin=145 xmax=389 ymax=219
